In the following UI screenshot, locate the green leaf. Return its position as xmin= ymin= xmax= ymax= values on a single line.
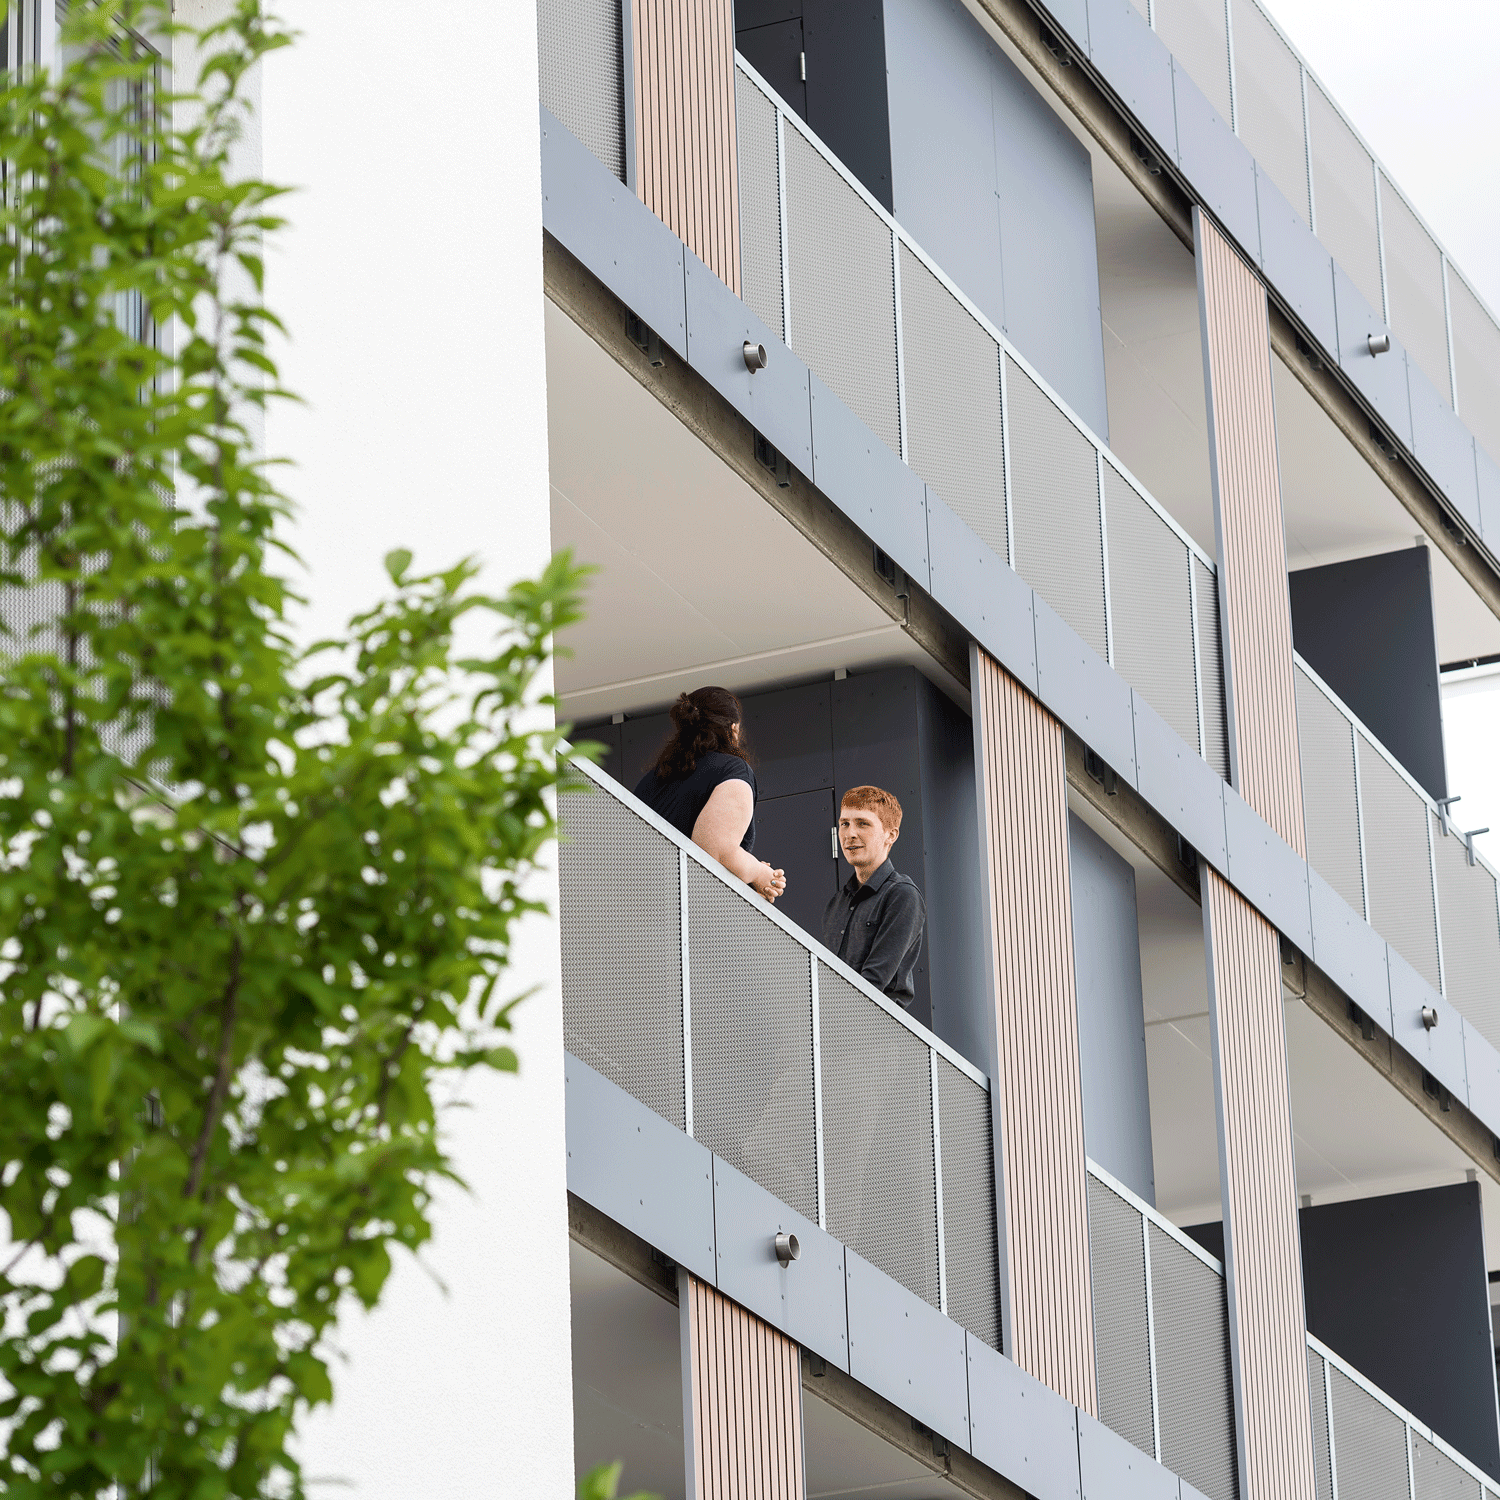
xmin=384 ymin=548 xmax=414 ymax=583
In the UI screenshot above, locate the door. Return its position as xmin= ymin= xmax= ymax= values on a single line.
xmin=754 ymin=787 xmax=839 ymax=944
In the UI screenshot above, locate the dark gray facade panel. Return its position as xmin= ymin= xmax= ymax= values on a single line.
xmin=1388 ymin=946 xmax=1469 ymax=1106
xmin=965 ymin=1334 xmax=1083 ymax=1500
xmin=810 ymin=373 xmax=930 ymax=587
xmin=1332 ymin=264 xmax=1413 ymax=449
xmin=1409 ymin=358 xmax=1484 ymax=533
xmin=802 ymin=0 xmax=895 ymax=211
xmin=926 ymin=490 xmax=1038 ymax=693
xmin=1461 ymin=1020 xmax=1500 ymax=1140
xmin=1084 ymin=0 xmax=1178 ymax=160
xmin=844 ymin=1249 xmax=972 ymax=1452
xmin=1077 ymin=1409 xmax=1180 ymax=1500
xmin=1222 ymin=783 xmax=1312 ymax=952
xmin=684 ymin=249 xmax=813 ymax=474
xmin=1071 ymin=818 xmax=1154 ymax=1205
xmin=710 ymin=1155 xmax=850 ymax=1371
xmin=540 ymin=106 xmax=688 ymax=358
xmin=1254 ymin=167 xmax=1337 ymax=354
xmin=1170 ymin=63 xmax=1260 ymax=265
xmin=1033 ymin=593 xmax=1138 ymax=787
xmin=1131 ymin=689 xmax=1228 ymax=874
xmin=564 ymin=1056 xmax=718 ymax=1282
xmin=1477 ymin=441 xmax=1500 ymax=546
xmin=1308 ymin=872 xmax=1391 ymax=1034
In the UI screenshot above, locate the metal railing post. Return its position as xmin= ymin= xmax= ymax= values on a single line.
xmin=930 ymin=1047 xmax=947 ymax=1315
xmin=1141 ymin=1213 xmax=1163 ymax=1462
xmin=810 ymin=951 xmax=827 ymax=1231
xmin=680 ymin=847 xmax=695 ymax=1138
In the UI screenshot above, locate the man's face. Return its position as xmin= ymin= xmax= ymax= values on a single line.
xmin=839 ymin=805 xmax=898 ymax=872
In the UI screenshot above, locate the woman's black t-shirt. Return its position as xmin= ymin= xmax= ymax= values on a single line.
xmin=635 ymin=752 xmax=757 ymax=853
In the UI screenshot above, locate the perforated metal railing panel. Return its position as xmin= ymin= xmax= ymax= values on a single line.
xmin=1432 ymin=825 xmax=1500 ymax=1050
xmin=1153 ymin=0 xmax=1231 ymax=121
xmin=1308 ymin=1349 xmax=1334 ymax=1500
xmin=1195 ymin=557 xmax=1230 ymax=779
xmin=1006 ymin=356 xmax=1106 ymax=658
xmin=1232 ymin=0 xmax=1311 ymax=225
xmin=687 ymin=861 xmax=818 ymax=1221
xmin=1412 ymin=1432 xmax=1478 ymax=1500
xmin=898 ymin=244 xmax=1007 ymax=562
xmin=1330 ymin=1367 xmax=1413 ymax=1500
xmin=1357 ymin=735 xmax=1442 ymax=989
xmin=735 ymin=68 xmax=784 ymax=342
xmin=819 ymin=961 xmax=939 ymax=1307
xmin=1307 ymin=80 xmax=1384 ymax=317
xmin=1449 ymin=273 xmax=1500 ymax=467
xmin=1380 ymin=176 xmax=1452 ymax=405
xmin=783 ymin=128 xmax=900 ymax=457
xmin=559 ymin=789 xmax=686 ymax=1129
xmin=1087 ymin=1176 xmax=1155 ymax=1458
xmin=936 ymin=1056 xmax=1000 ymax=1350
xmin=1104 ymin=466 xmax=1198 ymax=751
xmin=538 ymin=0 xmax=624 ymax=181
xmin=1294 ymin=665 xmax=1366 ymax=916
xmin=1148 ymin=1223 xmax=1237 ymax=1500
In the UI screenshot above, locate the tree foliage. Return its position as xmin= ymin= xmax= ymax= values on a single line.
xmin=0 ymin=3 xmax=586 ymax=1494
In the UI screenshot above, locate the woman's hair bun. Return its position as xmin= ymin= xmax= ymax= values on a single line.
xmin=653 ymin=686 xmax=749 ymax=781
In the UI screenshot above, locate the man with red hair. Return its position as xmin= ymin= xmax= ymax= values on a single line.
xmin=821 ymin=786 xmax=926 ymax=1009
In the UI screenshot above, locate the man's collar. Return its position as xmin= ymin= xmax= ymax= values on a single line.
xmin=847 ymin=858 xmax=896 ymax=897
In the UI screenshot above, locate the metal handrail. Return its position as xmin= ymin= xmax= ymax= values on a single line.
xmin=1086 ymin=1158 xmax=1224 ymax=1275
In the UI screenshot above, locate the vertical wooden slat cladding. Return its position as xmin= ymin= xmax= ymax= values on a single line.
xmin=630 ymin=0 xmax=741 ymax=294
xmin=680 ymin=1274 xmax=805 ymax=1499
xmin=1202 ymin=869 xmax=1317 ymax=1500
xmin=972 ymin=650 xmax=1098 ymax=1415
xmin=1194 ymin=211 xmax=1305 ymax=856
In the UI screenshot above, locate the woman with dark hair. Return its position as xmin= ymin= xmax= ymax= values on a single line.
xmin=635 ymin=686 xmax=787 ymax=903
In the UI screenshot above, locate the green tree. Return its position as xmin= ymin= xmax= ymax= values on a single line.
xmin=0 ymin=3 xmax=586 ymax=1495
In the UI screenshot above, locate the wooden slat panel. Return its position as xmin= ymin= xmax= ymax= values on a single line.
xmin=681 ymin=1274 xmax=805 ymax=1500
xmin=630 ymin=0 xmax=741 ymax=294
xmin=1195 ymin=211 xmax=1305 ymax=856
xmin=972 ymin=649 xmax=1097 ymax=1414
xmin=1202 ymin=868 xmax=1317 ymax=1500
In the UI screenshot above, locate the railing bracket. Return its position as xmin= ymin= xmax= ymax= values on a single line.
xmin=754 ymin=430 xmax=791 ymax=487
xmin=625 ymin=310 xmax=664 ymax=366
xmin=1084 ymin=746 xmax=1117 ymax=796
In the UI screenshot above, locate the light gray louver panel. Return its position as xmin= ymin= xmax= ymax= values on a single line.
xmin=898 ymin=244 xmax=1006 ymax=561
xmin=936 ymin=1056 xmax=1000 ymax=1350
xmin=1195 ymin=557 xmax=1230 ymax=778
xmin=1380 ymin=175 xmax=1452 ymax=404
xmin=1087 ymin=1176 xmax=1154 ymax=1458
xmin=1006 ymin=355 xmax=1106 ymax=658
xmin=1233 ymin=0 xmax=1311 ymax=224
xmin=1357 ymin=735 xmax=1441 ymax=989
xmin=1411 ymin=1432 xmax=1477 ymax=1500
xmin=783 ymin=129 xmax=900 ymax=456
xmin=735 ymin=69 xmax=784 ymax=341
xmin=819 ymin=961 xmax=939 ymax=1307
xmin=1149 ymin=1224 xmax=1237 ymax=1500
xmin=559 ymin=790 xmax=685 ymax=1129
xmin=1307 ymin=81 xmax=1383 ymax=316
xmin=1104 ymin=466 xmax=1198 ymax=749
xmin=1294 ymin=665 xmax=1365 ymax=916
xmin=537 ymin=0 xmax=624 ymax=181
xmin=687 ymin=862 xmax=817 ymax=1220
xmin=1308 ymin=1350 xmax=1334 ymax=1500
xmin=1432 ymin=823 xmax=1500 ymax=1049
xmin=1330 ymin=1366 xmax=1412 ymax=1500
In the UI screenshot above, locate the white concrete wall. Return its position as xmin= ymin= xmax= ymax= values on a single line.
xmin=257 ymin=3 xmax=574 ymax=1495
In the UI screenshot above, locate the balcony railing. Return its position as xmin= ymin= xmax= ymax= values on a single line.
xmin=557 ymin=756 xmax=1002 ymax=1352
xmin=733 ymin=56 xmax=1230 ymax=783
xmin=1294 ymin=654 xmax=1500 ymax=1049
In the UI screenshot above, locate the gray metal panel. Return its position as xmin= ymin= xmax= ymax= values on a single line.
xmin=1085 ymin=0 xmax=1179 ymax=159
xmin=1034 ymin=593 xmax=1138 ymax=787
xmin=810 ymin=372 xmax=930 ymax=588
xmin=1409 ymin=358 xmax=1484 ymax=533
xmin=1222 ymin=783 xmax=1313 ymax=952
xmin=1306 ymin=81 xmax=1382 ymax=318
xmin=1171 ymin=61 xmax=1260 ymax=264
xmin=1332 ymin=264 xmax=1413 ymax=449
xmin=734 ymin=68 xmax=785 ymax=341
xmin=1078 ymin=1409 xmax=1179 ymax=1500
xmin=844 ymin=1249 xmax=971 ymax=1452
xmin=1086 ymin=1174 xmax=1154 ymax=1453
xmin=1478 ymin=442 xmax=1500 ymax=546
xmin=926 ymin=490 xmax=1038 ymax=693
xmin=1046 ymin=0 xmax=1091 ymax=50
xmin=1389 ymin=945 xmax=1469 ymax=1107
xmin=538 ymin=0 xmax=624 ymax=181
xmin=898 ymin=244 xmax=1007 ymax=562
xmin=1132 ymin=695 xmax=1229 ymax=874
xmin=1155 ymin=0 xmax=1230 ymax=122
xmin=966 ymin=1333 xmax=1083 ymax=1500
xmin=710 ymin=1155 xmax=850 ymax=1372
xmin=936 ymin=1058 xmax=1002 ymax=1351
xmin=564 ymin=1055 xmax=718 ymax=1282
xmin=540 ymin=106 xmax=688 ymax=358
xmin=1432 ymin=825 xmax=1500 ymax=1052
xmin=1379 ymin=175 xmax=1452 ymax=406
xmin=1309 ymin=868 xmax=1393 ymax=1035
xmin=1328 ymin=1365 xmax=1411 ymax=1500
xmin=1461 ymin=1020 xmax=1500 ymax=1141
xmin=684 ymin=248 xmax=812 ymax=475
xmin=1234 ymin=0 xmax=1311 ymax=226
xmin=1294 ymin=665 xmax=1365 ymax=917
xmin=1256 ymin=167 xmax=1338 ymax=355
